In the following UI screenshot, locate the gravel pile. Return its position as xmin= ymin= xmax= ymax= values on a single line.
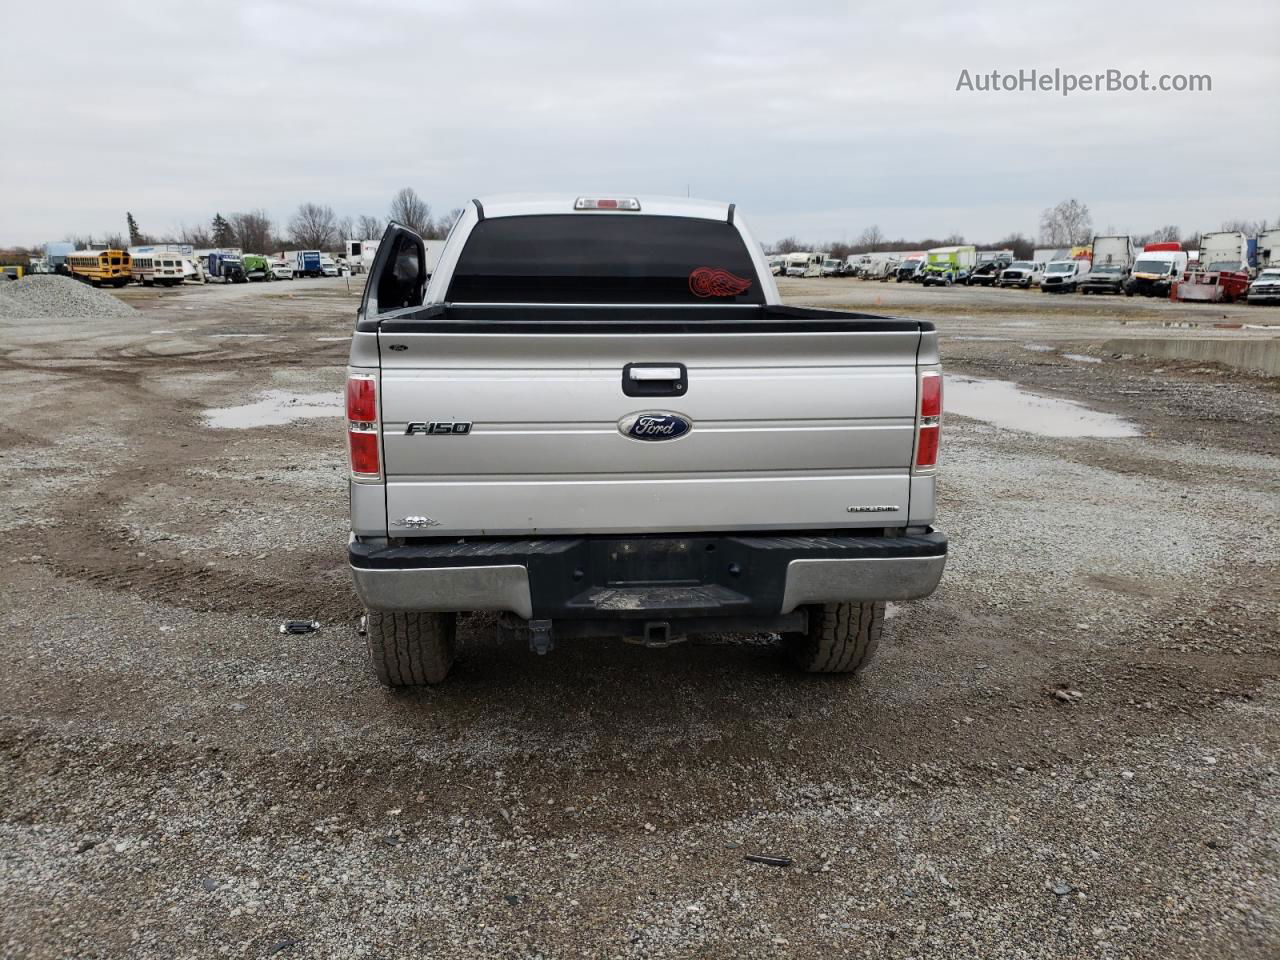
xmin=0 ymin=274 xmax=135 ymax=319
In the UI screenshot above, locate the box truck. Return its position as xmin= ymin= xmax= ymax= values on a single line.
xmin=921 ymin=246 xmax=977 ymax=286
xmin=286 ymin=250 xmax=323 ymax=277
xmin=1255 ymin=230 xmax=1280 ymax=269
xmin=1197 ymin=232 xmax=1251 ymax=275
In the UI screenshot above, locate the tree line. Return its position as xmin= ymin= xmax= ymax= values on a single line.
xmin=6 ymin=187 xmax=461 ymax=259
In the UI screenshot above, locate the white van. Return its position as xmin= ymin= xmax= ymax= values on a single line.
xmin=1040 ymin=259 xmax=1090 ymax=293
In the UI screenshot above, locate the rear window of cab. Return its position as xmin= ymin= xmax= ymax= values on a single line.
xmin=445 ymin=215 xmax=763 ymax=305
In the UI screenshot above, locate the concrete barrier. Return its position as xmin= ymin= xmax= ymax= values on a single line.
xmin=1102 ymin=337 xmax=1280 ymax=376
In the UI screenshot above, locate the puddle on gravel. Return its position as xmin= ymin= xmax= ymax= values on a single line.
xmin=946 ymin=376 xmax=1140 ymax=437
xmin=1063 ymin=353 xmax=1103 ymax=364
xmin=203 ymin=390 xmax=340 ymax=429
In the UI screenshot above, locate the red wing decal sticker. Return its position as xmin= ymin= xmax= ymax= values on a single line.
xmin=689 ymin=267 xmax=753 ymax=298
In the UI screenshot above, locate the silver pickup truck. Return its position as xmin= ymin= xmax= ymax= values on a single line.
xmin=347 ymin=195 xmax=946 ymax=685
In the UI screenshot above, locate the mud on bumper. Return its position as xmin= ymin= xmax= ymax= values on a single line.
xmin=349 ymin=530 xmax=947 ymax=621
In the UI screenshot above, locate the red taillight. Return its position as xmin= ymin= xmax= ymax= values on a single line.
xmin=347 ymin=376 xmax=376 ymax=422
xmin=915 ymin=370 xmax=942 ymax=470
xmin=921 ymin=372 xmax=941 ymax=419
xmin=349 ymin=431 xmax=380 ymax=476
xmin=347 ymin=374 xmax=380 ymax=481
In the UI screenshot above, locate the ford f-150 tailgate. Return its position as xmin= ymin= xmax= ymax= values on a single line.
xmin=366 ymin=306 xmax=929 ymax=537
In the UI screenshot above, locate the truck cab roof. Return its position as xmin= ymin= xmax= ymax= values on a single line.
xmin=474 ymin=194 xmax=734 ymax=222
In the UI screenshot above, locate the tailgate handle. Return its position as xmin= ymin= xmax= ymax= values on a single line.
xmin=629 ymin=366 xmax=682 ymax=381
xmin=622 ymin=362 xmax=688 ymax=398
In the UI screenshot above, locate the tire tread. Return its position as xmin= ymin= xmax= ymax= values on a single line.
xmin=787 ymin=601 xmax=885 ymax=674
xmin=365 ymin=610 xmax=456 ymax=686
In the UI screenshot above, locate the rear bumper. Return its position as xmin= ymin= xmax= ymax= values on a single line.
xmin=349 ymin=530 xmax=947 ymax=620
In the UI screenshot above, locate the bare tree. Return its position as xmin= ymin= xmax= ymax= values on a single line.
xmin=229 ymin=209 xmax=274 ymax=254
xmin=1039 ymin=199 xmax=1093 ymax=246
xmin=856 ymin=225 xmax=885 ymax=250
xmin=176 ymin=222 xmax=212 ymax=248
xmin=289 ymin=203 xmax=338 ymax=249
xmin=389 ymin=187 xmax=432 ymax=236
xmin=356 ymin=215 xmax=385 ymax=240
xmin=336 ymin=216 xmax=355 ymax=247
xmin=772 ymin=236 xmax=803 ymax=254
xmin=1137 ymin=225 xmax=1181 ymax=246
xmin=1220 ymin=218 xmax=1262 ymax=235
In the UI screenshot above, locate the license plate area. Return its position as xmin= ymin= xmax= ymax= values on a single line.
xmin=592 ymin=537 xmax=707 ymax=587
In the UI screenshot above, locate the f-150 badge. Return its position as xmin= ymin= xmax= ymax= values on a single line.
xmin=405 ymin=421 xmax=473 ymax=435
xmin=619 ymin=412 xmax=691 ymax=441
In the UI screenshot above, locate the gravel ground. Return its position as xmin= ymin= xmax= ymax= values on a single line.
xmin=0 ymin=274 xmax=137 ymax=320
xmin=1 ymin=278 xmax=1277 ymax=959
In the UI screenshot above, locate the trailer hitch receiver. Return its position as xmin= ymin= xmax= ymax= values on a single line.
xmin=528 ymin=619 xmax=554 ymax=656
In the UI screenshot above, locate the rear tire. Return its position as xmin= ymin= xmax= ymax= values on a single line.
xmin=365 ymin=610 xmax=456 ymax=686
xmin=786 ymin=601 xmax=885 ymax=674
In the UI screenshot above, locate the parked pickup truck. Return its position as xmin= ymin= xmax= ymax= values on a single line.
xmin=346 ymin=195 xmax=947 ymax=685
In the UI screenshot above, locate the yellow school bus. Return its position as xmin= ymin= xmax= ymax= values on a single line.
xmin=66 ymin=249 xmax=132 ymax=287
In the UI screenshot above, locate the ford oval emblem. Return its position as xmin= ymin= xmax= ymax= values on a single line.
xmin=619 ymin=411 xmax=691 ymax=441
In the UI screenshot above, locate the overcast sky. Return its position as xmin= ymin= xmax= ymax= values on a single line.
xmin=2 ymin=0 xmax=1277 ymax=247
